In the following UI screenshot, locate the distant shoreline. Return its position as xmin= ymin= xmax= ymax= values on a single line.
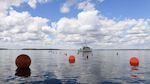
xmin=0 ymin=48 xmax=60 ymax=50
xmin=1 ymin=48 xmax=150 ymax=50
xmin=22 ymin=48 xmax=60 ymax=50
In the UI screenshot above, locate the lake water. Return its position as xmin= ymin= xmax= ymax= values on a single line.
xmin=0 ymin=50 xmax=150 ymax=84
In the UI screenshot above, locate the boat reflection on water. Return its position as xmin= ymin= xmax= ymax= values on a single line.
xmin=82 ymin=52 xmax=93 ymax=57
xmin=78 ymin=51 xmax=93 ymax=59
xmin=15 ymin=68 xmax=31 ymax=77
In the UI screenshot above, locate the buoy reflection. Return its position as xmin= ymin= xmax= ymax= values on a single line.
xmin=130 ymin=66 xmax=139 ymax=78
xmin=15 ymin=68 xmax=31 ymax=77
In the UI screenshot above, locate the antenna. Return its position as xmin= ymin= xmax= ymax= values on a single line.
xmin=84 ymin=40 xmax=87 ymax=47
xmin=82 ymin=35 xmax=88 ymax=47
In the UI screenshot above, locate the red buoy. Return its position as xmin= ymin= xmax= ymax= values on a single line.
xmin=130 ymin=57 xmax=139 ymax=66
xmin=15 ymin=54 xmax=31 ymax=68
xmin=69 ymin=55 xmax=75 ymax=64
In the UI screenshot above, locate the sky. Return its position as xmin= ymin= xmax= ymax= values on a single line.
xmin=0 ymin=0 xmax=150 ymax=49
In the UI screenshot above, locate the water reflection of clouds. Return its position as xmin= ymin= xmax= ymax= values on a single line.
xmin=54 ymin=51 xmax=104 ymax=83
xmin=79 ymin=52 xmax=93 ymax=59
xmin=49 ymin=50 xmax=79 ymax=83
xmin=0 ymin=50 xmax=114 ymax=83
xmin=1 ymin=50 xmax=150 ymax=83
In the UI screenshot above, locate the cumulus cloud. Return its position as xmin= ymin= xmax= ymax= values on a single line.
xmin=60 ymin=0 xmax=103 ymax=13
xmin=0 ymin=0 xmax=49 ymax=13
xmin=0 ymin=10 xmax=56 ymax=45
xmin=0 ymin=0 xmax=150 ymax=49
xmin=60 ymin=0 xmax=77 ymax=13
xmin=0 ymin=0 xmax=57 ymax=48
xmin=54 ymin=1 xmax=150 ymax=49
xmin=27 ymin=0 xmax=49 ymax=8
xmin=60 ymin=4 xmax=70 ymax=13
xmin=78 ymin=1 xmax=95 ymax=11
xmin=0 ymin=0 xmax=22 ymax=16
xmin=27 ymin=0 xmax=37 ymax=8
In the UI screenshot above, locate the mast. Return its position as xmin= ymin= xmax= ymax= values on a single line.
xmin=82 ymin=36 xmax=88 ymax=47
xmin=84 ymin=40 xmax=87 ymax=47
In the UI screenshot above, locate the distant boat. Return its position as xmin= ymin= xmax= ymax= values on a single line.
xmin=78 ymin=46 xmax=92 ymax=52
xmin=78 ymin=40 xmax=92 ymax=52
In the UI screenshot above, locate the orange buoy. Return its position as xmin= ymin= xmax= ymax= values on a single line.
xmin=69 ymin=55 xmax=75 ymax=64
xmin=15 ymin=54 xmax=31 ymax=68
xmin=130 ymin=57 xmax=139 ymax=66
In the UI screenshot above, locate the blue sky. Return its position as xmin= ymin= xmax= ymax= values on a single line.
xmin=13 ymin=0 xmax=80 ymax=22
xmin=0 ymin=0 xmax=150 ymax=49
xmin=13 ymin=0 xmax=150 ymax=21
xmin=99 ymin=0 xmax=150 ymax=19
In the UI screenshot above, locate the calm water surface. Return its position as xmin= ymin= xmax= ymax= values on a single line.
xmin=0 ymin=50 xmax=150 ymax=84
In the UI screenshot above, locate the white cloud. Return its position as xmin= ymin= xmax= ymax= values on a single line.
xmin=28 ymin=0 xmax=37 ymax=8
xmin=78 ymin=1 xmax=95 ymax=11
xmin=60 ymin=0 xmax=101 ymax=13
xmin=0 ymin=0 xmax=56 ymax=48
xmin=0 ymin=0 xmax=22 ymax=16
xmin=55 ymin=10 xmax=103 ymax=47
xmin=0 ymin=0 xmax=49 ymax=16
xmin=1 ymin=0 xmax=150 ymax=49
xmin=60 ymin=0 xmax=77 ymax=13
xmin=0 ymin=10 xmax=56 ymax=46
xmin=60 ymin=4 xmax=70 ymax=13
xmin=27 ymin=0 xmax=49 ymax=8
xmin=54 ymin=1 xmax=150 ymax=49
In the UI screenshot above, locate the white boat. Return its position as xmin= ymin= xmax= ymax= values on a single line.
xmin=79 ymin=46 xmax=92 ymax=52
xmin=78 ymin=41 xmax=92 ymax=52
